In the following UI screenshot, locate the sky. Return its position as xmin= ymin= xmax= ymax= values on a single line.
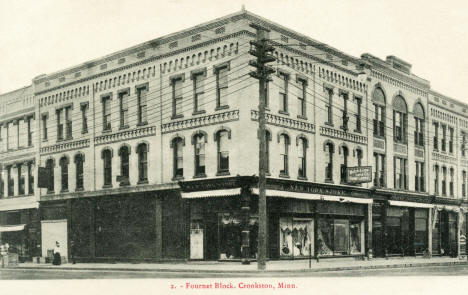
xmin=0 ymin=0 xmax=467 ymax=101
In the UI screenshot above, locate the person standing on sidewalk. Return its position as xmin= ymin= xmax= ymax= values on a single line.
xmin=52 ymin=241 xmax=61 ymax=266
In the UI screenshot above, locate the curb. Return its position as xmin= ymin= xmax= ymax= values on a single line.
xmin=5 ymin=261 xmax=468 ymax=274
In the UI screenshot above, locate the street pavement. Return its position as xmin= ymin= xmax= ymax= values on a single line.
xmin=3 ymin=264 xmax=468 ymax=279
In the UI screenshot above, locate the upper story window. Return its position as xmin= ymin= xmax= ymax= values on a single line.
xmin=215 ymin=65 xmax=229 ymax=109
xmin=56 ymin=108 xmax=64 ymax=141
xmin=279 ymin=133 xmax=290 ymax=176
xmin=279 ymin=72 xmax=289 ymax=113
xmin=27 ymin=117 xmax=33 ymax=147
xmin=27 ymin=162 xmax=34 ymax=195
xmin=394 ymin=157 xmax=408 ymax=190
xmin=441 ymin=124 xmax=447 ymax=152
xmin=74 ymin=154 xmax=84 ymax=191
xmin=297 ymin=137 xmax=307 ymax=178
xmin=172 ymin=137 xmax=184 ymax=179
xmin=325 ymin=87 xmax=333 ymax=126
xmin=192 ymin=70 xmax=206 ymax=113
xmin=137 ymin=85 xmax=148 ymax=125
xmin=297 ymin=78 xmax=307 ymax=118
xmin=60 ymin=156 xmax=69 ymax=192
xmin=102 ymin=95 xmax=112 ymax=131
xmin=392 ymin=95 xmax=407 ymax=144
xmin=372 ymin=87 xmax=386 ymax=137
xmin=449 ymin=127 xmax=454 ymax=154
xmin=325 ymin=142 xmax=334 ymax=182
xmin=137 ymin=143 xmax=148 ymax=183
xmin=0 ymin=167 xmax=3 ymax=198
xmin=65 ymin=106 xmax=72 ymax=139
xmin=340 ymin=146 xmax=349 ymax=183
xmin=355 ymin=97 xmax=362 ymax=133
xmin=193 ymin=133 xmax=206 ymax=177
xmin=118 ymin=146 xmax=130 ymax=186
xmin=442 ymin=166 xmax=447 ymax=196
xmin=462 ymin=132 xmax=467 ymax=157
xmin=449 ymin=167 xmax=454 ymax=197
xmin=119 ymin=90 xmax=129 ymax=129
xmin=340 ymin=92 xmax=349 ymax=132
xmin=463 ymin=170 xmax=467 ymax=198
xmin=415 ymin=161 xmax=425 ymax=192
xmin=433 ymin=122 xmax=439 ymax=150
xmin=413 ymin=103 xmax=425 ymax=147
xmin=172 ymin=77 xmax=184 ymax=118
xmin=45 ymin=159 xmax=54 ymax=193
xmin=216 ymin=130 xmax=230 ymax=174
xmin=356 ymin=149 xmax=363 ymax=167
xmin=81 ymin=103 xmax=88 ymax=134
xmin=18 ymin=163 xmax=25 ymax=196
xmin=7 ymin=166 xmax=13 ymax=196
xmin=102 ymin=149 xmax=112 ymax=187
xmin=434 ymin=165 xmax=440 ymax=195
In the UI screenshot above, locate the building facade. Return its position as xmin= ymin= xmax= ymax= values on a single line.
xmin=0 ymin=9 xmax=467 ymax=262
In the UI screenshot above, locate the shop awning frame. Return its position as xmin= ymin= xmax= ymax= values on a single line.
xmin=0 ymin=224 xmax=26 ymax=232
xmin=251 ymin=188 xmax=372 ymax=204
xmin=388 ymin=200 xmax=434 ymax=209
xmin=180 ymin=188 xmax=241 ymax=199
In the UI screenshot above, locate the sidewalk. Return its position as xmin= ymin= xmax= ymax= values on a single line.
xmin=7 ymin=256 xmax=468 ymax=273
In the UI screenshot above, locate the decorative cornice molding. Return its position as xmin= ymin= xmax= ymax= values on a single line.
xmin=320 ymin=125 xmax=367 ymax=144
xmin=40 ymin=138 xmax=90 ymax=155
xmin=251 ymin=110 xmax=315 ymax=134
xmin=162 ymin=110 xmax=239 ymax=134
xmin=95 ymin=125 xmax=156 ymax=146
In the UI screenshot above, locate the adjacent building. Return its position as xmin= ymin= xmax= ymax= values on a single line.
xmin=0 ymin=9 xmax=466 ymax=262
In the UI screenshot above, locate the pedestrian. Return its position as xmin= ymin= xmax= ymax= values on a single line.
xmin=70 ymin=240 xmax=76 ymax=264
xmin=52 ymin=241 xmax=61 ymax=266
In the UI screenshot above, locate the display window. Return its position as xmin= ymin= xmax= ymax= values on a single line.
xmin=414 ymin=209 xmax=428 ymax=254
xmin=317 ymin=217 xmax=364 ymax=256
xmin=218 ymin=213 xmax=258 ymax=260
xmin=279 ymin=217 xmax=314 ymax=258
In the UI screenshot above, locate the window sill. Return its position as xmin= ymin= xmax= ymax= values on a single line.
xmin=46 ymin=191 xmax=55 ymax=195
xmin=171 ymin=114 xmax=184 ymax=120
xmin=119 ymin=125 xmax=130 ymax=130
xmin=373 ymin=134 xmax=385 ymax=140
xmin=60 ymin=189 xmax=69 ymax=193
xmin=192 ymin=110 xmax=206 ymax=116
xmin=278 ymin=110 xmax=289 ymax=116
xmin=279 ymin=173 xmax=290 ymax=179
xmin=298 ymin=176 xmax=308 ymax=181
xmin=325 ymin=179 xmax=334 ymax=184
xmin=75 ymin=187 xmax=84 ymax=192
xmin=215 ymin=105 xmax=229 ymax=111
xmin=102 ymin=128 xmax=112 ymax=134
xmin=81 ymin=130 xmax=88 ymax=135
xmin=354 ymin=129 xmax=362 ymax=134
xmin=119 ymin=181 xmax=130 ymax=187
xmin=137 ymin=180 xmax=149 ymax=185
xmin=137 ymin=121 xmax=148 ymax=127
xmin=297 ymin=115 xmax=308 ymax=120
xmin=102 ymin=184 xmax=113 ymax=189
xmin=216 ymin=171 xmax=230 ymax=176
xmin=172 ymin=176 xmax=184 ymax=181
xmin=324 ymin=122 xmax=334 ymax=127
xmin=42 ymin=139 xmax=48 ymax=142
xmin=193 ymin=174 xmax=207 ymax=179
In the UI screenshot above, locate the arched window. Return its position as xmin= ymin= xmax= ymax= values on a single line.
xmin=325 ymin=142 xmax=334 ymax=182
xmin=137 ymin=143 xmax=148 ymax=183
xmin=216 ymin=130 xmax=230 ymax=173
xmin=340 ymin=146 xmax=349 ymax=183
xmin=372 ymin=87 xmax=386 ymax=137
xmin=194 ymin=134 xmax=206 ymax=176
xmin=172 ymin=138 xmax=184 ymax=178
xmin=102 ymin=149 xmax=112 ymax=187
xmin=60 ymin=157 xmax=68 ymax=192
xmin=119 ymin=146 xmax=130 ymax=185
xmin=279 ymin=134 xmax=289 ymax=176
xmin=413 ymin=103 xmax=425 ymax=146
xmin=45 ymin=159 xmax=54 ymax=193
xmin=74 ymin=154 xmax=84 ymax=190
xmin=297 ymin=138 xmax=307 ymax=178
xmin=393 ymin=95 xmax=408 ymax=143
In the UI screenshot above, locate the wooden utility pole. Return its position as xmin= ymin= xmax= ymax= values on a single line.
xmin=249 ymin=23 xmax=275 ymax=270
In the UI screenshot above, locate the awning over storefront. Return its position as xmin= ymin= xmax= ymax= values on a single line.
xmin=0 ymin=224 xmax=26 ymax=232
xmin=251 ymin=188 xmax=372 ymax=204
xmin=181 ymin=188 xmax=241 ymax=199
xmin=0 ymin=199 xmax=39 ymax=212
xmin=435 ymin=204 xmax=460 ymax=212
xmin=388 ymin=200 xmax=434 ymax=209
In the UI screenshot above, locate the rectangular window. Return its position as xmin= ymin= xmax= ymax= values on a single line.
xmin=102 ymin=96 xmax=111 ymax=131
xmin=326 ymin=88 xmax=333 ymax=125
xmin=18 ymin=164 xmax=25 ymax=195
xmin=355 ymin=97 xmax=362 ymax=133
xmin=341 ymin=92 xmax=349 ymax=131
xmin=279 ymin=73 xmax=288 ymax=113
xmin=394 ymin=157 xmax=408 ymax=190
xmin=7 ymin=166 xmax=13 ymax=196
xmin=442 ymin=166 xmax=447 ymax=196
xmin=172 ymin=78 xmax=183 ymax=117
xmin=119 ymin=91 xmax=129 ymax=128
xmin=415 ymin=161 xmax=425 ymax=192
xmin=433 ymin=122 xmax=439 ymax=150
xmin=27 ymin=117 xmax=32 ymax=146
xmin=216 ymin=66 xmax=229 ymax=108
xmin=462 ymin=132 xmax=466 ymax=157
xmin=414 ymin=118 xmax=424 ymax=146
xmin=434 ymin=165 xmax=439 ymax=195
xmin=449 ymin=127 xmax=454 ymax=153
xmin=463 ymin=170 xmax=466 ymax=198
xmin=297 ymin=79 xmax=306 ymax=117
xmin=137 ymin=86 xmax=148 ymax=124
xmin=373 ymin=105 xmax=385 ymax=137
xmin=449 ymin=168 xmax=454 ymax=197
xmin=393 ymin=111 xmax=406 ymax=143
xmin=28 ymin=163 xmax=34 ymax=195
xmin=441 ymin=124 xmax=446 ymax=152
xmin=193 ymin=72 xmax=205 ymax=113
xmin=56 ymin=109 xmax=63 ymax=140
xmin=65 ymin=106 xmax=72 ymax=139
xmin=81 ymin=104 xmax=88 ymax=133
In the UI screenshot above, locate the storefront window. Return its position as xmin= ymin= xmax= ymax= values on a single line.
xmin=218 ymin=213 xmax=258 ymax=260
xmin=333 ymin=219 xmax=349 ymax=254
xmin=279 ymin=217 xmax=314 ymax=258
xmin=350 ymin=220 xmax=362 ymax=254
xmin=317 ymin=217 xmax=364 ymax=256
xmin=414 ymin=209 xmax=428 ymax=254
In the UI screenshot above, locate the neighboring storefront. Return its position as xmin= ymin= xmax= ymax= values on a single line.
xmin=432 ymin=205 xmax=459 ymax=256
xmin=0 ymin=208 xmax=40 ymax=262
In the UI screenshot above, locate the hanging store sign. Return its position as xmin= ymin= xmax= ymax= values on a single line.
xmin=346 ymin=166 xmax=372 ymax=184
